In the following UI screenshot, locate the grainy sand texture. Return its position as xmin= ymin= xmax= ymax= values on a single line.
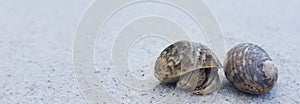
xmin=1 ymin=0 xmax=299 ymax=103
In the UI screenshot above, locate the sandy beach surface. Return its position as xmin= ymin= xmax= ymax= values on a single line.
xmin=1 ymin=0 xmax=300 ymax=103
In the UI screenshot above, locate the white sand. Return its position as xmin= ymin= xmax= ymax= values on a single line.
xmin=1 ymin=0 xmax=299 ymax=103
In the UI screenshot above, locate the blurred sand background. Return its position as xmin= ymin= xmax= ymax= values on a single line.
xmin=1 ymin=0 xmax=300 ymax=103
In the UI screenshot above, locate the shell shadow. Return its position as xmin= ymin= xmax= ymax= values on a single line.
xmin=219 ymin=80 xmax=277 ymax=101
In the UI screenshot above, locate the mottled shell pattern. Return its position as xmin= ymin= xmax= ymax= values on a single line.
xmin=154 ymin=41 xmax=221 ymax=95
xmin=224 ymin=43 xmax=278 ymax=94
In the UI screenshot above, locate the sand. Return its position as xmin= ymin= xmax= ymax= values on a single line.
xmin=1 ymin=0 xmax=299 ymax=103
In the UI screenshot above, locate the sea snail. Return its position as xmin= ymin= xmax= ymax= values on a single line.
xmin=154 ymin=41 xmax=222 ymax=95
xmin=224 ymin=43 xmax=278 ymax=94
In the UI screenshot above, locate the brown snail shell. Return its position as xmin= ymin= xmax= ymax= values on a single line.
xmin=154 ymin=41 xmax=221 ymax=95
xmin=224 ymin=43 xmax=278 ymax=94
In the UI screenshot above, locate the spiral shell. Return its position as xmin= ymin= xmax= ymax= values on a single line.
xmin=154 ymin=41 xmax=221 ymax=95
xmin=224 ymin=43 xmax=278 ymax=94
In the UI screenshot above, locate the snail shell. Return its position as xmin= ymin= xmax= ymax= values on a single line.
xmin=224 ymin=43 xmax=278 ymax=94
xmin=154 ymin=41 xmax=221 ymax=95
